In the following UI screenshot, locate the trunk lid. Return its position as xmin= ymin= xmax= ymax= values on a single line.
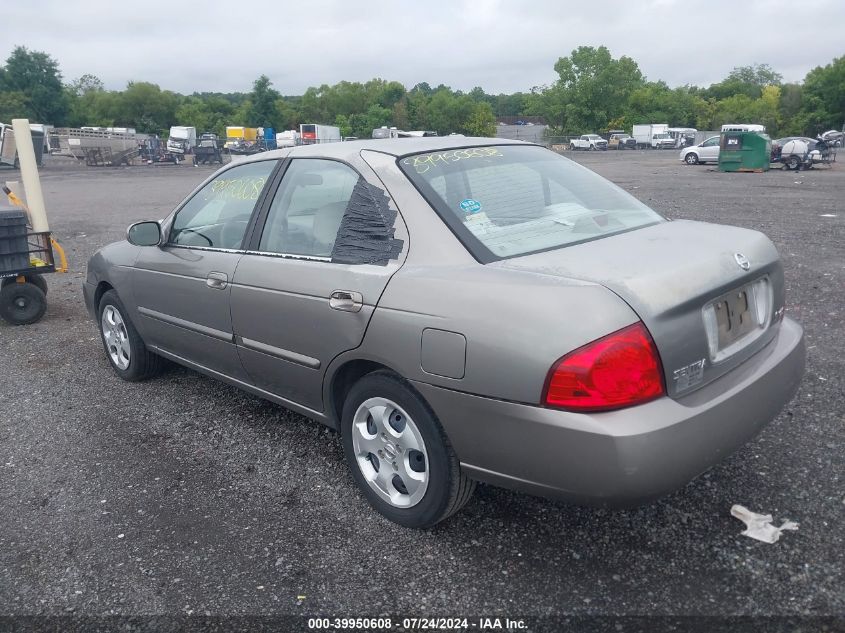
xmin=495 ymin=220 xmax=785 ymax=398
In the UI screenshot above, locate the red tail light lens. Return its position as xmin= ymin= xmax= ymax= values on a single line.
xmin=544 ymin=322 xmax=665 ymax=412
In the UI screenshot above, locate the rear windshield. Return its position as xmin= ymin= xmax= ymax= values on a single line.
xmin=398 ymin=145 xmax=663 ymax=261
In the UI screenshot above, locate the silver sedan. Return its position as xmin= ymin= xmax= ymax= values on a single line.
xmin=84 ymin=138 xmax=805 ymax=527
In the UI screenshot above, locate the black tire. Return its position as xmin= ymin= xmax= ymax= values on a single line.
xmin=685 ymin=152 xmax=699 ymax=165
xmin=340 ymin=370 xmax=475 ymax=528
xmin=0 ymin=282 xmax=46 ymax=325
xmin=787 ymin=155 xmax=801 ymax=170
xmin=97 ymin=289 xmax=165 ymax=381
xmin=2 ymin=274 xmax=47 ymax=295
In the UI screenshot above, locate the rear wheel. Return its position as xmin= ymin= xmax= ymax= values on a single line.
xmin=0 ymin=282 xmax=46 ymax=325
xmin=787 ymin=155 xmax=801 ymax=170
xmin=341 ymin=371 xmax=475 ymax=528
xmin=98 ymin=290 xmax=165 ymax=381
xmin=685 ymin=152 xmax=699 ymax=165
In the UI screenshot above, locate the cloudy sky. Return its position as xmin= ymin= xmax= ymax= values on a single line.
xmin=5 ymin=0 xmax=844 ymax=95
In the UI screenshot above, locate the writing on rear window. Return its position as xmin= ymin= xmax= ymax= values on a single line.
xmin=402 ymin=147 xmax=503 ymax=174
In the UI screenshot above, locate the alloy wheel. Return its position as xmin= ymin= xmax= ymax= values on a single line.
xmin=101 ymin=305 xmax=131 ymax=370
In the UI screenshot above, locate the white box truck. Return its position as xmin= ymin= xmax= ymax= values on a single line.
xmin=299 ymin=124 xmax=341 ymax=145
xmin=632 ymin=124 xmax=674 ymax=149
xmin=166 ymin=126 xmax=197 ymax=155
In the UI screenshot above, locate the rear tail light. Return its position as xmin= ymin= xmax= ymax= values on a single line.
xmin=543 ymin=322 xmax=665 ymax=412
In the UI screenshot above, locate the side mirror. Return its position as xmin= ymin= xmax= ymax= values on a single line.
xmin=127 ymin=221 xmax=162 ymax=246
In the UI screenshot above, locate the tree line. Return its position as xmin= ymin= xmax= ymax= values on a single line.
xmin=0 ymin=45 xmax=842 ymax=140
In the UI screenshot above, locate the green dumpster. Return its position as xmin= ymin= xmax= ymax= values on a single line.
xmin=718 ymin=130 xmax=771 ymax=172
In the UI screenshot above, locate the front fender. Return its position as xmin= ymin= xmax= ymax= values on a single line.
xmin=83 ymin=241 xmax=141 ymax=319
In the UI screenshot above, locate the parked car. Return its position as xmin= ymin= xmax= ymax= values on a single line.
xmin=820 ymin=130 xmax=843 ymax=147
xmin=680 ymin=135 xmax=720 ymax=164
xmin=85 ymin=137 xmax=805 ymax=528
xmin=570 ymin=134 xmax=608 ymax=150
xmin=608 ymin=133 xmax=637 ymax=150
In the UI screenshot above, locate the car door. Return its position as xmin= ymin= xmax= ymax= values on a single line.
xmin=132 ymin=158 xmax=279 ymax=381
xmin=700 ymin=137 xmax=720 ymax=162
xmin=230 ymin=157 xmax=407 ymax=412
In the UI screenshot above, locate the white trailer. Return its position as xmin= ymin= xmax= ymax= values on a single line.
xmin=299 ymin=124 xmax=341 ymax=145
xmin=275 ymin=130 xmax=300 ymax=147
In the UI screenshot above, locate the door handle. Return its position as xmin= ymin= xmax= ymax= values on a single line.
xmin=206 ymin=271 xmax=228 ymax=289
xmin=329 ymin=290 xmax=363 ymax=312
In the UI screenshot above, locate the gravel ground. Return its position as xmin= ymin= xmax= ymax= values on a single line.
xmin=0 ymin=151 xmax=842 ymax=624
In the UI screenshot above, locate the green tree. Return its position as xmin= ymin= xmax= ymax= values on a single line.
xmin=0 ymin=46 xmax=68 ymax=123
xmin=274 ymin=98 xmax=299 ymax=131
xmin=67 ymin=73 xmax=104 ymax=97
xmin=624 ymin=82 xmax=702 ymax=128
xmin=245 ymin=75 xmax=281 ymax=128
xmin=530 ymin=46 xmax=644 ymax=134
xmin=118 ymin=81 xmax=179 ymax=133
xmin=0 ymin=91 xmax=28 ymax=121
xmin=797 ymin=55 xmax=845 ymax=133
xmin=777 ymin=83 xmax=804 ymax=135
xmin=464 ymin=102 xmax=496 ymax=136
xmin=392 ymin=99 xmax=410 ymax=130
xmin=705 ymin=63 xmax=782 ymax=100
xmin=756 ymin=85 xmax=781 ymax=135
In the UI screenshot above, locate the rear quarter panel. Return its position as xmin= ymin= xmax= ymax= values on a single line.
xmin=350 ymin=263 xmax=639 ymax=404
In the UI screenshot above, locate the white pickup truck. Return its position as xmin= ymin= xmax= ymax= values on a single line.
xmin=570 ymin=134 xmax=608 ymax=150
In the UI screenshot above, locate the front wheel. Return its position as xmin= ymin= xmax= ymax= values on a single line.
xmin=98 ymin=290 xmax=165 ymax=381
xmin=787 ymin=155 xmax=801 ymax=170
xmin=685 ymin=152 xmax=699 ymax=165
xmin=341 ymin=371 xmax=475 ymax=528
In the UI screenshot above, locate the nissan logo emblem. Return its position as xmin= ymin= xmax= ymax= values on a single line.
xmin=734 ymin=253 xmax=751 ymax=270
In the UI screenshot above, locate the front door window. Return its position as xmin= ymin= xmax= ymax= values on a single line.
xmin=169 ymin=160 xmax=277 ymax=250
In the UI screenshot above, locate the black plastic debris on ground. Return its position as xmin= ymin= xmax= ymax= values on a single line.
xmin=331 ymin=178 xmax=404 ymax=265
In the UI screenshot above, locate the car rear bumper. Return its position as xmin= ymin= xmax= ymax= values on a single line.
xmin=412 ymin=317 xmax=804 ymax=506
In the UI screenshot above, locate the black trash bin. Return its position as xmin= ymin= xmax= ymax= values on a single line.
xmin=0 ymin=209 xmax=29 ymax=272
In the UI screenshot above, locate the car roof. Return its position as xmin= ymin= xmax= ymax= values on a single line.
xmin=236 ymin=136 xmax=532 ymax=165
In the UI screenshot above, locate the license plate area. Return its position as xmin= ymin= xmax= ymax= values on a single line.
xmin=714 ymin=289 xmax=755 ymax=348
xmin=703 ymin=278 xmax=772 ymax=362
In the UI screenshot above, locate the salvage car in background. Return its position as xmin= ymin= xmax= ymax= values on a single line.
xmin=820 ymin=130 xmax=843 ymax=147
xmin=680 ymin=135 xmax=720 ymax=164
xmin=85 ymin=137 xmax=805 ymax=528
xmin=608 ymin=133 xmax=637 ymax=150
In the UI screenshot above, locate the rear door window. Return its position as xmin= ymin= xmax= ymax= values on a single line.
xmin=258 ymin=159 xmax=360 ymax=257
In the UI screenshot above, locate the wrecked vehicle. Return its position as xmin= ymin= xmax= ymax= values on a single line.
xmin=84 ymin=138 xmax=805 ymax=528
xmin=775 ymin=136 xmax=836 ymax=170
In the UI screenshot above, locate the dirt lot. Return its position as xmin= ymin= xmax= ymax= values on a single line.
xmin=0 ymin=151 xmax=842 ymax=625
